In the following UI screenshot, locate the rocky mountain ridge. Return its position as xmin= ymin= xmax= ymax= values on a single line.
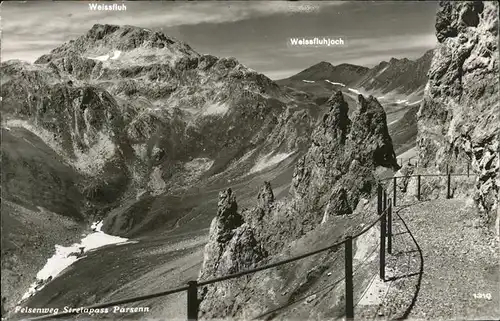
xmin=355 ymin=49 xmax=434 ymax=96
xmin=34 ymin=24 xmax=285 ymax=110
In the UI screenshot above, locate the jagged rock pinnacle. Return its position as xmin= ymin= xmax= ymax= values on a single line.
xmin=215 ymin=188 xmax=242 ymax=243
xmin=257 ymin=181 xmax=274 ymax=208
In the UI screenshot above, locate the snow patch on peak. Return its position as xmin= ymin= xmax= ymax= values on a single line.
xmin=88 ymin=50 xmax=121 ymax=61
xmin=348 ymin=88 xmax=361 ymax=95
xmin=92 ymin=54 xmax=110 ymax=62
xmin=110 ymin=50 xmax=122 ymax=60
xmin=325 ymin=80 xmax=346 ymax=87
xmin=302 ymin=80 xmax=315 ymax=83
xmin=376 ymin=65 xmax=390 ymax=76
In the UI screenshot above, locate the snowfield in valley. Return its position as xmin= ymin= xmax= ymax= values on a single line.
xmin=19 ymin=221 xmax=136 ymax=302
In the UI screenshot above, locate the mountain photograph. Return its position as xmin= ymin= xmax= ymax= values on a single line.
xmin=1 ymin=1 xmax=498 ymax=321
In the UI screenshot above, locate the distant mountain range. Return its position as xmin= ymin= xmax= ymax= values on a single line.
xmin=277 ymin=49 xmax=433 ymax=104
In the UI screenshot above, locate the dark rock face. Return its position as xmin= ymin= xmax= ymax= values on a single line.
xmin=418 ymin=1 xmax=499 ymax=228
xmin=198 ymin=92 xmax=398 ymax=319
xmin=327 ymin=187 xmax=352 ymax=216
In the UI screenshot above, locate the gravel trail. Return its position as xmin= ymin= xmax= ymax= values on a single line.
xmin=380 ymin=199 xmax=500 ymax=320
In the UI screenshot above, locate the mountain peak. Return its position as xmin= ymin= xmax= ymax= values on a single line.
xmin=83 ymin=23 xmax=189 ymax=52
xmin=317 ymin=61 xmax=334 ymax=67
xmin=86 ymin=23 xmax=121 ymax=39
xmin=335 ymin=62 xmax=366 ymax=69
xmin=84 ymin=23 xmax=177 ymax=49
xmin=287 ymin=61 xmax=369 ymax=85
xmin=34 ymin=23 xmax=199 ymax=65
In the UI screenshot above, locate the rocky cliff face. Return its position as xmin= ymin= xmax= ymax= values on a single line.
xmin=198 ymin=91 xmax=399 ymax=319
xmin=417 ymin=1 xmax=499 ymax=229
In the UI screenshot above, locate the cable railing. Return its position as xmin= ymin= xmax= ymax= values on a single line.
xmin=382 ymin=163 xmax=476 ymax=207
xmin=26 ymin=164 xmax=477 ymax=321
xmin=396 ymin=156 xmax=474 ymax=177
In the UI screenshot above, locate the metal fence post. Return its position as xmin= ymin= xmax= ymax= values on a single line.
xmin=447 ymin=174 xmax=451 ymax=199
xmin=383 ymin=190 xmax=387 ymax=212
xmin=380 ymin=208 xmax=386 ymax=281
xmin=344 ymin=237 xmax=354 ymax=320
xmin=417 ymin=175 xmax=421 ymax=201
xmin=377 ymin=184 xmax=383 ymax=215
xmin=393 ymin=176 xmax=397 ymax=207
xmin=187 ymin=281 xmax=199 ymax=321
xmin=467 ymin=163 xmax=470 ymax=177
xmin=387 ymin=199 xmax=392 ymax=255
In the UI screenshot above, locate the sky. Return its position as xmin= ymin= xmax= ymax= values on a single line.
xmin=0 ymin=1 xmax=439 ymax=80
